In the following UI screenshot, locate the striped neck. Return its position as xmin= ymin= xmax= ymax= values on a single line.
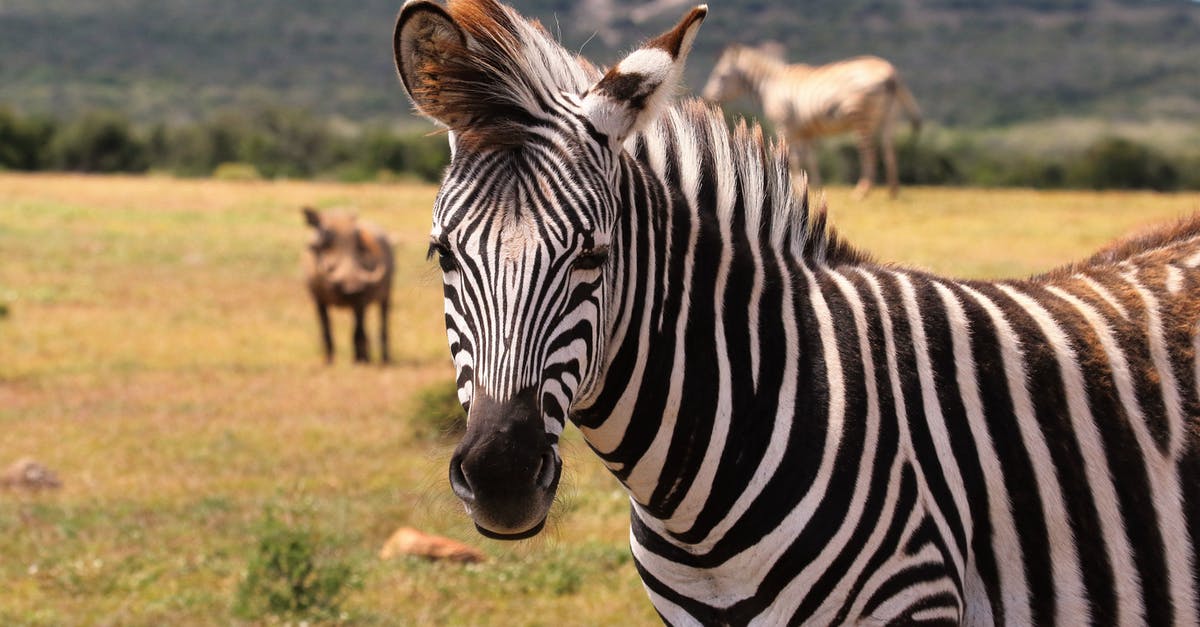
xmin=572 ymin=101 xmax=865 ymax=529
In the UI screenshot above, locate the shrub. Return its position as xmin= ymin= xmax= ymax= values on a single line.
xmin=897 ymin=138 xmax=962 ymax=185
xmin=234 ymin=513 xmax=355 ymax=620
xmin=0 ymin=108 xmax=55 ymax=170
xmin=1068 ymin=136 xmax=1179 ymax=191
xmin=410 ymin=379 xmax=466 ymax=440
xmin=212 ymin=162 xmax=263 ymax=181
xmin=353 ymin=128 xmax=450 ymax=183
xmin=49 ymin=111 xmax=148 ymax=173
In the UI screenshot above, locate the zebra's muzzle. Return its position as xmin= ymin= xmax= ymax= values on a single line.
xmin=448 ymin=387 xmax=561 ymax=539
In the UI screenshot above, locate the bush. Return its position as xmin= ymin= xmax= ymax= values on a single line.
xmin=234 ymin=513 xmax=355 ymax=620
xmin=235 ymin=106 xmax=344 ymax=179
xmin=212 ymin=162 xmax=263 ymax=181
xmin=1067 ymin=136 xmax=1179 ymax=191
xmin=353 ymin=128 xmax=450 ymax=183
xmin=0 ymin=108 xmax=55 ymax=170
xmin=49 ymin=111 xmax=148 ymax=173
xmin=897 ymin=138 xmax=963 ymax=185
xmin=146 ymin=121 xmax=239 ymax=177
xmin=815 ymin=133 xmax=962 ymax=186
xmin=410 ymin=379 xmax=466 ymax=440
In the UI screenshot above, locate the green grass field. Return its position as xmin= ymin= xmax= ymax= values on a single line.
xmin=1 ymin=174 xmax=1198 ymax=625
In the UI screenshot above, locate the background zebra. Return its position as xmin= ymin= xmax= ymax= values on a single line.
xmin=702 ymin=44 xmax=922 ymax=200
xmin=395 ymin=0 xmax=1200 ymax=623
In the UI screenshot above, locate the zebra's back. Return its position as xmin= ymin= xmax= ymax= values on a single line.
xmin=767 ymin=56 xmax=899 ymax=137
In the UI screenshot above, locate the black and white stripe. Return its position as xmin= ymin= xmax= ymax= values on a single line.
xmin=396 ymin=0 xmax=1200 ymax=623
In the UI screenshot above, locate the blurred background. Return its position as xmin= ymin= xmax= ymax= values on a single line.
xmin=1 ymin=0 xmax=1199 ymax=189
xmin=1 ymin=1 xmax=1199 ymax=625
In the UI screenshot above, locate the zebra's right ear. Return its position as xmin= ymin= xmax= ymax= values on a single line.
xmin=393 ymin=0 xmax=469 ymax=127
xmin=582 ymin=5 xmax=707 ymax=146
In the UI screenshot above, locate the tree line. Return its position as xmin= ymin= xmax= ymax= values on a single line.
xmin=0 ymin=106 xmax=449 ymax=182
xmin=1 ymin=105 xmax=1198 ymax=191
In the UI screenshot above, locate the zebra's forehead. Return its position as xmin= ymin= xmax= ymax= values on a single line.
xmin=431 ymin=157 xmax=603 ymax=249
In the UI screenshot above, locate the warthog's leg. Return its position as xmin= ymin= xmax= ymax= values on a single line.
xmin=379 ymin=297 xmax=391 ymax=364
xmin=316 ymin=300 xmax=334 ymax=364
xmin=353 ymin=303 xmax=370 ymax=363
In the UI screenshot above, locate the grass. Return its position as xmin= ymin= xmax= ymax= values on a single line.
xmin=1 ymin=173 xmax=1198 ymax=625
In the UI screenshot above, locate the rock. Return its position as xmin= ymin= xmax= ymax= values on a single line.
xmin=380 ymin=527 xmax=486 ymax=563
xmin=0 ymin=458 xmax=62 ymax=491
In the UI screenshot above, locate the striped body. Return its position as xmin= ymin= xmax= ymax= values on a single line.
xmin=702 ymin=46 xmax=921 ymax=199
xmin=577 ymin=101 xmax=1200 ymax=624
xmin=394 ymin=1 xmax=1200 ymax=623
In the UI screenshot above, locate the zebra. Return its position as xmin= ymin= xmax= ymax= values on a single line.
xmin=701 ymin=44 xmax=922 ymax=200
xmin=394 ymin=0 xmax=1200 ymax=623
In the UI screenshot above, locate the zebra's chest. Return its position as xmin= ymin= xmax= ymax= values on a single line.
xmin=629 ymin=477 xmax=967 ymax=625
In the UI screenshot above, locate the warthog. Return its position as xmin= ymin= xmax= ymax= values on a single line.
xmin=302 ymin=207 xmax=394 ymax=364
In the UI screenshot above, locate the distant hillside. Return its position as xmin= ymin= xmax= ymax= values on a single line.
xmin=2 ymin=0 xmax=1199 ymax=127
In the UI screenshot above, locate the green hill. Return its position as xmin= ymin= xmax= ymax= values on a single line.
xmin=2 ymin=0 xmax=1199 ymax=127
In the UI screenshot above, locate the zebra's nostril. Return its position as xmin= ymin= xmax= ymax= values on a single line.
xmin=449 ymin=456 xmax=475 ymax=502
xmin=535 ymin=451 xmax=556 ymax=490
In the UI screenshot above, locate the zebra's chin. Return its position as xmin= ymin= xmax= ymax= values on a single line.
xmin=474 ymin=518 xmax=546 ymax=541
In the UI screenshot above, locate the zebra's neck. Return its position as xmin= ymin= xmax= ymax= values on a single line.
xmin=572 ymin=101 xmax=866 ymax=533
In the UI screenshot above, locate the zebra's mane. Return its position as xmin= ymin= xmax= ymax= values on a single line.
xmin=639 ymin=99 xmax=869 ymax=266
xmin=430 ymin=0 xmax=865 ymax=266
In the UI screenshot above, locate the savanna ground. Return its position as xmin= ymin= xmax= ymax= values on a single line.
xmin=1 ymin=173 xmax=1198 ymax=625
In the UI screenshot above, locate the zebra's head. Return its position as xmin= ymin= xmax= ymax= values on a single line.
xmin=701 ymin=44 xmax=772 ymax=103
xmin=394 ymin=0 xmax=706 ymax=539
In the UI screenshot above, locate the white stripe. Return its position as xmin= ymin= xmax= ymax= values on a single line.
xmin=959 ymin=283 xmax=1089 ymax=625
xmin=1120 ymin=269 xmax=1185 ymax=452
xmin=1167 ymin=265 xmax=1184 ymax=294
xmin=628 ymin=260 xmax=830 ymax=607
xmin=894 ymin=272 xmax=970 ymax=576
xmin=846 ymin=497 xmax=933 ymax=621
xmin=1117 ymin=270 xmax=1198 ymax=625
xmin=999 ymin=283 xmax=1144 ymax=625
xmin=1077 ymin=273 xmax=1129 ymax=320
xmin=758 ymin=267 xmax=885 ymax=621
xmin=623 ymin=113 xmax=704 ymax=501
xmin=665 ymin=114 xmax=738 ymax=529
xmin=932 ymin=281 xmax=1030 ymax=625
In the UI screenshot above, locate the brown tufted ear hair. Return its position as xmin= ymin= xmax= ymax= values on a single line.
xmin=581 ymin=5 xmax=707 ymax=146
xmin=393 ymin=0 xmax=470 ymax=128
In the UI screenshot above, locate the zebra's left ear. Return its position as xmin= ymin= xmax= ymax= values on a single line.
xmin=582 ymin=5 xmax=707 ymax=146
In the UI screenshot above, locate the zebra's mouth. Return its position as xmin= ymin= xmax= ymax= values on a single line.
xmin=474 ymin=518 xmax=547 ymax=541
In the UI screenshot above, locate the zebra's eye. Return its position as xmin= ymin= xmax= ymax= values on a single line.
xmin=572 ymin=246 xmax=609 ymax=271
xmin=427 ymin=242 xmax=457 ymax=272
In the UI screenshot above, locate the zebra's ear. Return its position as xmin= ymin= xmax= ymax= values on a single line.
xmin=582 ymin=5 xmax=707 ymax=146
xmin=393 ymin=0 xmax=469 ymax=127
